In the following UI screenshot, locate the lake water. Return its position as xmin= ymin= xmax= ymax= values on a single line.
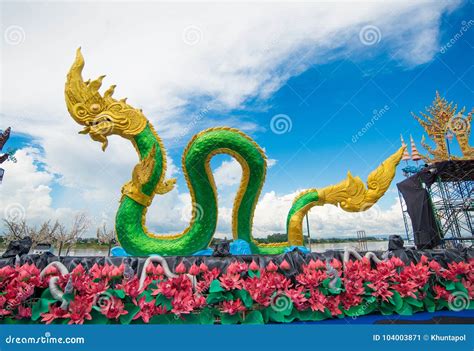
xmin=57 ymin=241 xmax=388 ymax=257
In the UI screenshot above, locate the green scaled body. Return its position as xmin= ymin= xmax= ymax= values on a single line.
xmin=116 ymin=125 xmax=302 ymax=256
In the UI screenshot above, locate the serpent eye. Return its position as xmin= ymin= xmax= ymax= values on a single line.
xmin=90 ymin=103 xmax=101 ymax=113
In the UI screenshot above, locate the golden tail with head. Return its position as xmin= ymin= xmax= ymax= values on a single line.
xmin=286 ymin=146 xmax=405 ymax=246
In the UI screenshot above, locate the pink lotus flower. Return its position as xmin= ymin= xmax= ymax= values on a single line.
xmin=307 ymin=289 xmax=327 ymax=312
xmin=279 ymin=260 xmax=291 ymax=271
xmin=41 ymin=305 xmax=68 ymax=324
xmin=219 ymin=273 xmax=243 ymax=291
xmin=65 ymin=295 xmax=93 ymax=325
xmin=133 ymin=297 xmax=158 ymax=323
xmin=296 ymin=267 xmax=326 ymax=287
xmin=344 ymin=278 xmax=365 ymax=296
xmin=226 ymin=261 xmax=248 ymax=274
xmin=433 ymin=285 xmax=450 ymax=300
xmin=188 ymin=263 xmax=200 ymax=276
xmin=171 ymin=290 xmax=198 ymax=316
xmin=116 ymin=277 xmax=141 ymax=299
xmin=307 ymin=259 xmax=325 ymax=270
xmin=145 ymin=263 xmax=165 ymax=278
xmin=0 ymin=295 xmax=11 ymax=316
xmin=17 ymin=305 xmax=32 ymax=319
xmin=340 ymin=292 xmax=362 ymax=310
xmin=249 ymin=260 xmax=259 ymax=271
xmin=326 ymin=296 xmax=342 ymax=316
xmin=285 ymin=286 xmax=308 ymax=311
xmin=266 ymin=261 xmax=278 ymax=272
xmin=100 ymin=296 xmax=128 ymax=320
xmin=175 ymin=262 xmax=187 ymax=274
xmin=367 ymin=281 xmax=393 ymax=302
xmin=155 ymin=275 xmax=192 ymax=298
xmin=221 ymin=299 xmax=246 ymax=315
xmin=199 ymin=262 xmax=208 ymax=273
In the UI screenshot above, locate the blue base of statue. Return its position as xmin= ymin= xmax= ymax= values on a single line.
xmin=111 ymin=241 xmax=305 ymax=257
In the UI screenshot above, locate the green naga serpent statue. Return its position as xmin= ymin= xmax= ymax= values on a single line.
xmin=65 ymin=49 xmax=404 ymax=256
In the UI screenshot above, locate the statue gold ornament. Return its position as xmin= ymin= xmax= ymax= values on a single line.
xmin=65 ymin=49 xmax=403 ymax=256
xmin=412 ymin=92 xmax=474 ymax=162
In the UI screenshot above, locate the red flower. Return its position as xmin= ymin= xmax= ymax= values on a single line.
xmin=307 ymin=259 xmax=325 ymax=270
xmin=0 ymin=295 xmax=11 ymax=316
xmin=249 ymin=260 xmax=259 ymax=271
xmin=65 ymin=295 xmax=93 ymax=325
xmin=266 ymin=261 xmax=278 ymax=272
xmin=41 ymin=305 xmax=68 ymax=324
xmin=326 ymin=296 xmax=342 ymax=316
xmin=116 ymin=277 xmax=141 ymax=299
xmin=219 ymin=273 xmax=243 ymax=291
xmin=279 ymin=260 xmax=291 ymax=271
xmin=330 ymin=258 xmax=342 ymax=271
xmin=429 ymin=260 xmax=442 ymax=273
xmin=17 ymin=305 xmax=32 ymax=319
xmin=227 ymin=261 xmax=248 ymax=274
xmin=175 ymin=262 xmax=187 ymax=274
xmin=188 ymin=263 xmax=200 ymax=276
xmin=221 ymin=299 xmax=246 ymax=315
xmin=340 ymin=292 xmax=362 ymax=310
xmin=171 ymin=290 xmax=199 ymax=316
xmin=16 ymin=263 xmax=40 ymax=285
xmin=433 ymin=285 xmax=450 ymax=300
xmin=199 ymin=262 xmax=208 ymax=273
xmin=133 ymin=297 xmax=157 ymax=323
xmin=285 ymin=287 xmax=308 ymax=311
xmin=296 ymin=267 xmax=326 ymax=287
xmin=344 ymin=278 xmax=365 ymax=296
xmin=100 ymin=296 xmax=128 ymax=320
xmin=307 ymin=289 xmax=327 ymax=312
xmin=462 ymin=278 xmax=474 ymax=299
xmin=367 ymin=281 xmax=393 ymax=302
xmin=155 ymin=275 xmax=192 ymax=298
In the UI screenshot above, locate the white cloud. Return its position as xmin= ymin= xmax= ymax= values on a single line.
xmin=0 ymin=148 xmax=75 ymax=224
xmin=0 ymin=1 xmax=457 ymax=238
xmin=252 ymin=190 xmax=405 ymax=238
xmin=214 ymin=156 xmax=277 ymax=187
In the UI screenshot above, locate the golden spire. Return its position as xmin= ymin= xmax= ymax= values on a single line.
xmin=400 ymin=135 xmax=411 ymax=161
xmin=410 ymin=135 xmax=422 ymax=161
xmin=412 ymin=92 xmax=473 ymax=162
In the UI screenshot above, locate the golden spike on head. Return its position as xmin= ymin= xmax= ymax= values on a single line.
xmin=89 ymin=75 xmax=106 ymax=92
xmin=64 ymin=48 xmax=148 ymax=148
xmin=104 ymin=85 xmax=116 ymax=98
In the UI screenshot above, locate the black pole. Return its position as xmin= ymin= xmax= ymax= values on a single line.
xmin=305 ymin=214 xmax=312 ymax=251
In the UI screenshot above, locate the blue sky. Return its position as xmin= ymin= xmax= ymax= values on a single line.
xmin=1 ymin=1 xmax=473 ymax=239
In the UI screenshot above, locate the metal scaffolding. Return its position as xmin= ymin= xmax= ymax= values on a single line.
xmin=398 ymin=189 xmax=414 ymax=245
xmin=427 ymin=171 xmax=474 ymax=248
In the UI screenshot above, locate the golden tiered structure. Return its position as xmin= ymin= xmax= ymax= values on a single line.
xmin=412 ymin=92 xmax=473 ymax=162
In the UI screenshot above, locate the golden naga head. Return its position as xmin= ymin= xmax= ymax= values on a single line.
xmin=65 ymin=48 xmax=147 ymax=150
